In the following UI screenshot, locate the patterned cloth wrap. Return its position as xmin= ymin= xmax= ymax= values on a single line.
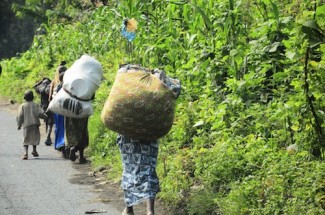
xmin=101 ymin=65 xmax=181 ymax=140
xmin=48 ymin=55 xmax=103 ymax=118
xmin=117 ymin=134 xmax=160 ymax=206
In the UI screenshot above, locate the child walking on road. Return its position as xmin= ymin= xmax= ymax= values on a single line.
xmin=16 ymin=90 xmax=47 ymax=160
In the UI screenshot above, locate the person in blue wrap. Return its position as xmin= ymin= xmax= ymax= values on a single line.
xmin=118 ymin=18 xmax=181 ymax=215
xmin=118 ymin=135 xmax=159 ymax=215
xmin=48 ymin=62 xmax=67 ymax=158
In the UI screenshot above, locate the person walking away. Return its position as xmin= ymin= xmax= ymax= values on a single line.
xmin=16 ymin=90 xmax=47 ymax=160
xmin=65 ymin=116 xmax=89 ymax=164
xmin=33 ymin=77 xmax=54 ymax=146
xmin=117 ymin=135 xmax=159 ymax=215
xmin=49 ymin=61 xmax=67 ymax=101
xmin=52 ymin=71 xmax=67 ymax=157
xmin=49 ymin=63 xmax=67 ymax=157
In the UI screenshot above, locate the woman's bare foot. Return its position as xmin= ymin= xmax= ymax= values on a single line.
xmin=21 ymin=154 xmax=28 ymax=160
xmin=122 ymin=207 xmax=134 ymax=215
xmin=31 ymin=151 xmax=39 ymax=157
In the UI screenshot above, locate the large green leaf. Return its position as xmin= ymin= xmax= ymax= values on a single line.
xmin=301 ymin=20 xmax=325 ymax=47
xmin=316 ymin=4 xmax=325 ymax=27
xmin=190 ymin=3 xmax=213 ymax=31
xmin=269 ymin=0 xmax=279 ymax=26
xmin=269 ymin=42 xmax=282 ymax=52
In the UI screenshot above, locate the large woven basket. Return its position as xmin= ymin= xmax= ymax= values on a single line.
xmin=101 ymin=67 xmax=176 ymax=140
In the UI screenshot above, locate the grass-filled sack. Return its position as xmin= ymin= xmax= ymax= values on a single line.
xmin=101 ymin=65 xmax=181 ymax=140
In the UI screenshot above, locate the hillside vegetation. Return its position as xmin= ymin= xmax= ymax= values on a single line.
xmin=0 ymin=0 xmax=325 ymax=214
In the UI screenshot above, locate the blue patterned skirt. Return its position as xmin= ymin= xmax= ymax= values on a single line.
xmin=117 ymin=134 xmax=160 ymax=207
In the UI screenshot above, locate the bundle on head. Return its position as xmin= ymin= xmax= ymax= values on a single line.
xmin=34 ymin=78 xmax=51 ymax=95
xmin=101 ymin=65 xmax=181 ymax=140
xmin=48 ymin=54 xmax=103 ymax=118
xmin=33 ymin=78 xmax=52 ymax=110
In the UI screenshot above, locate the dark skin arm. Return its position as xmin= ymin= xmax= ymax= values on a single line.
xmin=48 ymin=81 xmax=55 ymax=102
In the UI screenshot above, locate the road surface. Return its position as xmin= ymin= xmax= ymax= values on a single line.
xmin=0 ymin=105 xmax=121 ymax=215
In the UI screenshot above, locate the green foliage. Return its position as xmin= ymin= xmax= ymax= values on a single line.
xmin=0 ymin=0 xmax=325 ymax=214
xmin=12 ymin=0 xmax=94 ymax=23
xmin=217 ymin=151 xmax=325 ymax=215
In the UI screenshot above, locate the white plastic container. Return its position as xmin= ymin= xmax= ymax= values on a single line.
xmin=63 ymin=54 xmax=103 ymax=100
xmin=48 ymin=88 xmax=93 ymax=118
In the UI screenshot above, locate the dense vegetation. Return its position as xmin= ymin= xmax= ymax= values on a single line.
xmin=0 ymin=0 xmax=324 ymax=214
xmin=0 ymin=0 xmax=36 ymax=59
